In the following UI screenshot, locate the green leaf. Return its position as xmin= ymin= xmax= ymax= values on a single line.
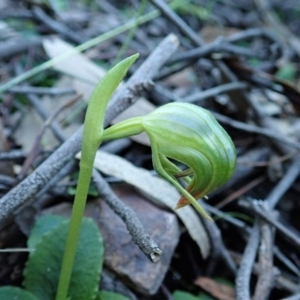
xmin=46 ymin=0 xmax=69 ymax=12
xmin=275 ymin=63 xmax=297 ymax=82
xmin=173 ymin=290 xmax=199 ymax=300
xmin=68 ymin=181 xmax=99 ymax=197
xmin=197 ymin=292 xmax=215 ymax=300
xmin=97 ymin=290 xmax=130 ymax=300
xmin=0 ymin=286 xmax=39 ymax=300
xmin=27 ymin=215 xmax=66 ymax=248
xmin=24 ymin=218 xmax=103 ymax=300
xmin=214 ymin=277 xmax=235 ymax=287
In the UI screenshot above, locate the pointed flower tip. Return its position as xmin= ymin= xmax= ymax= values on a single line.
xmin=175 ymin=202 xmax=186 ymax=210
xmin=176 ymin=195 xmax=190 ymax=208
xmin=177 ymin=190 xmax=209 ymax=209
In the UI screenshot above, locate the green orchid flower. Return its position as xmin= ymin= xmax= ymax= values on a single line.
xmin=102 ymin=102 xmax=236 ymax=221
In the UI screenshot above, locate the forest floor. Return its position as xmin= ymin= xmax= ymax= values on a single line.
xmin=1 ymin=0 xmax=300 ymax=299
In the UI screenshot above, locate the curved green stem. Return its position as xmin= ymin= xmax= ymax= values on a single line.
xmin=102 ymin=117 xmax=144 ymax=141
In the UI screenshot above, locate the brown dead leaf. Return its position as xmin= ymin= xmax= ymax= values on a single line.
xmin=200 ymin=25 xmax=240 ymax=43
xmin=163 ymin=67 xmax=194 ymax=88
xmin=194 ymin=277 xmax=235 ymax=300
xmin=14 ymin=102 xmax=59 ymax=153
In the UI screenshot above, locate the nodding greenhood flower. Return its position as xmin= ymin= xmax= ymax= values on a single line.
xmin=102 ymin=102 xmax=236 ymax=221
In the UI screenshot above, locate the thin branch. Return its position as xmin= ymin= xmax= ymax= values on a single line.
xmin=244 ymin=95 xmax=298 ymax=155
xmin=0 ymin=38 xmax=42 ymax=60
xmin=149 ymin=0 xmax=254 ymax=117
xmin=226 ymin=27 xmax=284 ymax=47
xmin=0 ymin=150 xmax=26 ymax=161
xmin=231 ymin=251 xmax=298 ymax=294
xmin=35 ymin=159 xmax=77 ymax=206
xmin=169 ymin=39 xmax=264 ymax=64
xmin=92 ymin=170 xmax=162 ymax=263
xmin=100 ymin=138 xmax=131 ymax=154
xmin=0 ymin=174 xmax=15 ymax=187
xmin=201 ymin=215 xmax=237 ymax=276
xmin=149 ymin=0 xmax=204 ymax=47
xmin=216 ymin=175 xmax=266 ymax=209
xmin=181 ymin=82 xmax=248 ymax=103
xmin=202 ymin=202 xmax=248 ymax=231
xmin=236 ymin=220 xmax=260 ymax=300
xmin=8 ymin=86 xmax=75 ymax=96
xmin=266 ymin=157 xmax=300 ymax=209
xmin=274 ymin=247 xmax=300 ymax=277
xmin=253 ymin=204 xmax=278 ymax=300
xmin=282 ymin=293 xmax=300 ymax=300
xmin=254 ymin=0 xmax=300 ymax=58
xmin=249 ymin=201 xmax=300 ymax=249
xmin=213 ymin=112 xmax=300 ymax=150
xmin=32 ymin=6 xmax=84 ymax=44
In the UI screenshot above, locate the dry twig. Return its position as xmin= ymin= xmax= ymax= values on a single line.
xmin=236 ymin=220 xmax=260 ymax=300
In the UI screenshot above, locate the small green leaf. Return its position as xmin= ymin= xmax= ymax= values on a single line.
xmin=97 ymin=290 xmax=130 ymax=300
xmin=24 ymin=218 xmax=103 ymax=300
xmin=68 ymin=182 xmax=99 ymax=197
xmin=275 ymin=63 xmax=297 ymax=82
xmin=197 ymin=292 xmax=215 ymax=300
xmin=0 ymin=286 xmax=39 ymax=300
xmin=173 ymin=290 xmax=199 ymax=300
xmin=46 ymin=0 xmax=69 ymax=12
xmin=27 ymin=215 xmax=66 ymax=248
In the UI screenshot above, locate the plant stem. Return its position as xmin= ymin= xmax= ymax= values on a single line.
xmin=55 ymin=151 xmax=95 ymax=300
